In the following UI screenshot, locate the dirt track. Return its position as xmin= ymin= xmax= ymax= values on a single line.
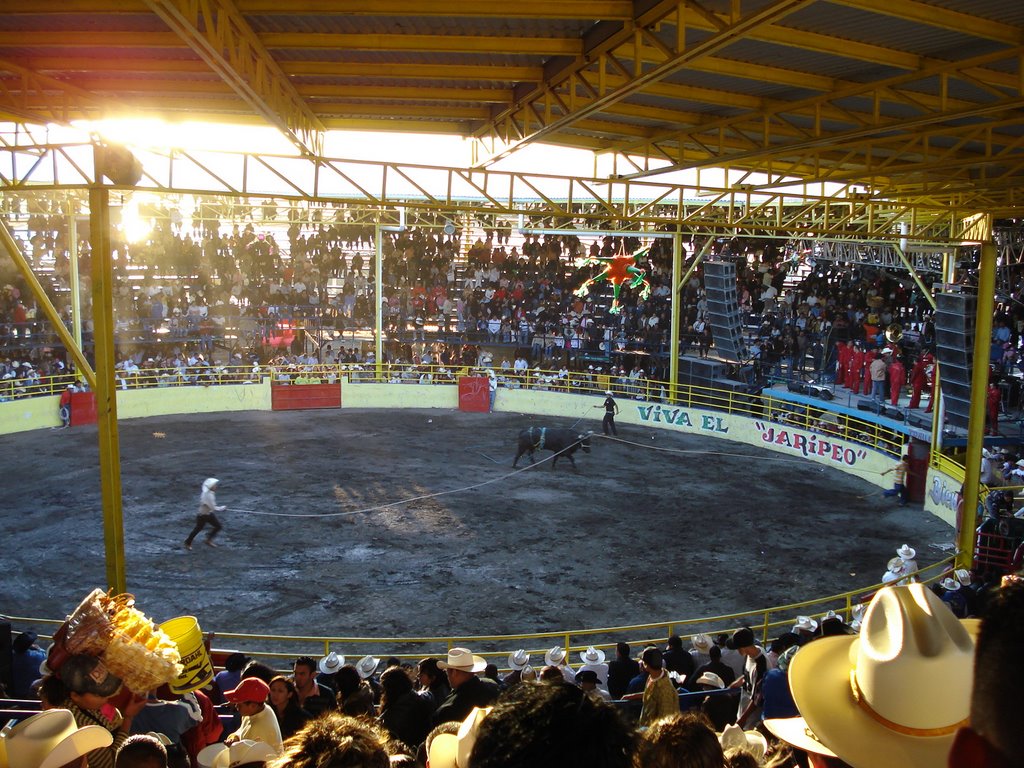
xmin=0 ymin=408 xmax=953 ymax=650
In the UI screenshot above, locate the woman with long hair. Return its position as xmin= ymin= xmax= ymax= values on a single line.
xmin=268 ymin=675 xmax=311 ymax=741
xmin=377 ymin=667 xmax=432 ymax=752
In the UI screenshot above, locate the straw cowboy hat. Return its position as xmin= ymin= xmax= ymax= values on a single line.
xmin=438 ymin=648 xmax=487 ymax=673
xmin=940 ymin=577 xmax=961 ymax=591
xmin=427 ymin=707 xmax=492 ymax=768
xmin=719 ymin=724 xmax=767 ymax=763
xmin=690 ymin=633 xmax=712 ymax=653
xmin=1 ymin=709 xmax=113 ymax=768
xmin=787 ymin=583 xmax=975 ymax=768
xmin=355 ymin=655 xmax=380 ymax=679
xmin=544 ymin=646 xmax=567 ymax=666
xmin=507 ymin=649 xmax=530 ymax=671
xmin=896 ymin=544 xmax=916 ymax=560
xmin=318 ymin=651 xmax=344 ymax=675
xmin=578 ymin=646 xmax=606 ymax=665
xmin=694 ymin=672 xmax=725 ymax=689
xmin=763 ymin=717 xmax=838 ymax=758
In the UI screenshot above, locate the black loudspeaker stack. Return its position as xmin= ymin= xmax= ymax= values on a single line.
xmin=703 ymin=261 xmax=747 ymax=363
xmin=934 ymin=291 xmax=976 ymax=430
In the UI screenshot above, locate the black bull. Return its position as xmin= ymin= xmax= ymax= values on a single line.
xmin=513 ymin=427 xmax=592 ymax=470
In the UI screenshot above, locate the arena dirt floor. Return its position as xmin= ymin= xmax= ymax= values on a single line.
xmin=1 ymin=408 xmax=954 ymax=656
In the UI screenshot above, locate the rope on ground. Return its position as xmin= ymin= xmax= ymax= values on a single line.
xmin=228 ymin=450 xmax=559 ymax=519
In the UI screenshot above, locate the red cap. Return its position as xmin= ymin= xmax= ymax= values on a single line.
xmin=224 ymin=677 xmax=270 ymax=703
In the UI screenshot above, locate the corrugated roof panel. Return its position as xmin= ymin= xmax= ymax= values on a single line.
xmin=780 ymin=3 xmax=1008 ymax=56
xmin=0 ymin=12 xmax=165 ymax=33
xmin=920 ymin=0 xmax=1024 ymax=25
xmin=244 ymin=13 xmax=593 ymax=39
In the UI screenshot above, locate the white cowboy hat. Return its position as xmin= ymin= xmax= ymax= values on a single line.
xmin=694 ymin=672 xmax=724 ymax=689
xmin=355 ymin=655 xmax=380 ymax=679
xmin=690 ymin=633 xmax=712 ymax=652
xmin=578 ymin=646 xmax=606 ymax=665
xmin=438 ymin=648 xmax=486 ymax=673
xmin=792 ymin=615 xmax=818 ymax=633
xmin=519 ymin=664 xmax=536 ymax=682
xmin=507 ymin=649 xmax=530 ymax=671
xmin=319 ymin=651 xmax=344 ymax=675
xmin=788 ymin=584 xmax=974 ymax=768
xmin=719 ymin=723 xmax=768 ymax=763
xmin=896 ymin=544 xmax=916 ymax=560
xmin=940 ymin=577 xmax=960 ymax=591
xmin=218 ymin=741 xmax=278 ymax=768
xmin=1 ymin=709 xmax=113 ymax=768
xmin=763 ymin=717 xmax=838 ymax=758
xmin=954 ymin=568 xmax=972 ymax=586
xmin=544 ymin=646 xmax=567 ymax=666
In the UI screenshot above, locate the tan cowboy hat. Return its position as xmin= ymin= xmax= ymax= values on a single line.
xmin=427 ymin=707 xmax=492 ymax=768
xmin=763 ymin=717 xmax=837 ymax=758
xmin=719 ymin=724 xmax=767 ymax=763
xmin=788 ymin=584 xmax=974 ymax=768
xmin=1 ymin=709 xmax=113 ymax=768
xmin=896 ymin=544 xmax=916 ymax=560
xmin=578 ymin=646 xmax=606 ymax=665
xmin=438 ymin=648 xmax=486 ymax=673
xmin=507 ymin=649 xmax=530 ymax=671
xmin=690 ymin=633 xmax=712 ymax=653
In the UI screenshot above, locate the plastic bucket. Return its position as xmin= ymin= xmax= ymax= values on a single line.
xmin=160 ymin=616 xmax=214 ymax=695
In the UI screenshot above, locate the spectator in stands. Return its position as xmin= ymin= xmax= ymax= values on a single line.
xmin=689 ymin=634 xmax=712 ymax=671
xmin=693 ymin=644 xmax=737 ymax=689
xmin=469 ymin=680 xmax=637 ymax=768
xmin=725 ymin=628 xmax=767 ymax=729
xmin=761 ymin=646 xmax=799 ymax=722
xmin=334 ymin=664 xmax=375 ymax=718
xmin=115 ymin=734 xmax=168 ymax=768
xmin=432 ymin=648 xmax=500 ymax=726
xmin=635 ymin=712 xmax=723 ymax=768
xmin=662 ymin=634 xmax=696 ymax=685
xmin=949 ymin=580 xmax=1024 ymax=767
xmin=212 ymin=652 xmax=250 ymax=705
xmin=223 ymin=677 xmax=282 ymax=752
xmin=502 ymin=650 xmax=531 ymax=691
xmin=577 ymin=646 xmax=609 ymax=688
xmin=291 ymin=656 xmax=335 ymax=718
xmin=784 ymin=583 xmax=974 ymax=768
xmin=269 ymin=712 xmax=391 ymax=768
xmin=415 ymin=657 xmax=450 ymax=713
xmin=10 ymin=629 xmax=47 ymax=699
xmin=267 ymin=676 xmax=311 ymax=741
xmin=377 ymin=666 xmax=432 ymax=751
xmin=606 ymin=642 xmax=640 ymax=701
xmin=542 ymin=647 xmax=576 ymax=683
xmin=693 ymin=671 xmax=736 ymax=732
xmin=621 ymin=646 xmax=679 ymax=726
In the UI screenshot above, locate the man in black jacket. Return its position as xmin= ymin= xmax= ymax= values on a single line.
xmin=432 ymin=647 xmax=499 ymax=726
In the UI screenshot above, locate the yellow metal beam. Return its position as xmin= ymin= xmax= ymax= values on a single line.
xmin=89 ymin=185 xmax=127 ymax=594
xmin=142 ymin=0 xmax=325 ymax=156
xmin=828 ymin=0 xmax=1021 ymax=45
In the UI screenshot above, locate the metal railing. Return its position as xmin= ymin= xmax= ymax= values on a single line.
xmin=1 ymin=558 xmax=954 ymax=672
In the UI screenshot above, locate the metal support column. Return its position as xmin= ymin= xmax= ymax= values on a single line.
xmin=958 ymin=241 xmax=997 ymax=568
xmin=669 ymin=232 xmax=682 ymax=399
xmin=374 ymin=223 xmax=384 ymax=381
xmin=68 ymin=205 xmax=83 ymax=350
xmin=89 ymin=186 xmax=127 ymax=593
